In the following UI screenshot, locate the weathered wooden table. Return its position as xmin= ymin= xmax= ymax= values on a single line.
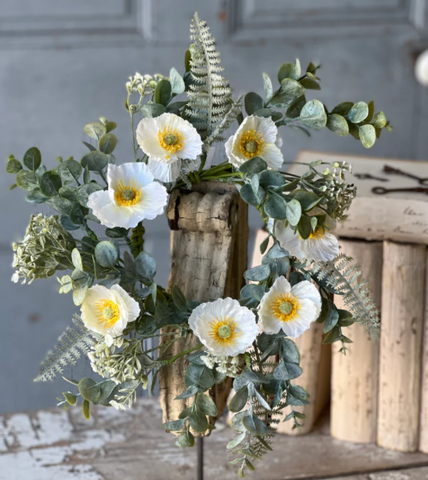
xmin=1 ymin=397 xmax=428 ymax=480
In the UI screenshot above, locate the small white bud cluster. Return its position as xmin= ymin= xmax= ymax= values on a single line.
xmin=201 ymin=352 xmax=245 ymax=377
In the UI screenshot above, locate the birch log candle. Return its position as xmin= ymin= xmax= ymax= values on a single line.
xmin=377 ymin=241 xmax=426 ymax=452
xmin=331 ymin=239 xmax=382 ymax=443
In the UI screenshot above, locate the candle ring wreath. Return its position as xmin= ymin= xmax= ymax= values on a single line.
xmin=8 ymin=13 xmax=390 ymax=477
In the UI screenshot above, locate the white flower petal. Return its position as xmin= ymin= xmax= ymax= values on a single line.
xmin=302 ymin=232 xmax=339 ymax=262
xmin=258 ymin=276 xmax=319 ymax=338
xmin=188 ymin=298 xmax=258 ymax=357
xmin=274 ymin=222 xmax=304 ymax=259
xmin=88 ymin=162 xmax=168 ymax=228
xmin=261 ymin=143 xmax=283 ymax=170
xmin=225 ymin=115 xmax=283 ymax=170
xmin=148 ymin=157 xmax=182 ymax=183
xmin=81 ymin=284 xmax=140 ymax=338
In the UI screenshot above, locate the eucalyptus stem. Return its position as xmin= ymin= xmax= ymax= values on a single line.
xmin=162 ymin=343 xmax=203 ymax=365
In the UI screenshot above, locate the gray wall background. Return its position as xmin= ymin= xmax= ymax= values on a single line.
xmin=1 ymin=0 xmax=428 ymax=414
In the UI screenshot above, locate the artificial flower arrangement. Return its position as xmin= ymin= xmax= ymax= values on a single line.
xmin=8 ymin=13 xmax=390 ymax=477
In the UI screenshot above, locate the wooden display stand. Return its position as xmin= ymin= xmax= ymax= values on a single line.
xmin=158 ymin=182 xmax=248 ymax=435
xmin=289 ymin=151 xmax=428 ymax=451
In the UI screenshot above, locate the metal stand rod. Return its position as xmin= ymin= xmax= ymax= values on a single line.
xmin=197 ymin=437 xmax=204 ymax=480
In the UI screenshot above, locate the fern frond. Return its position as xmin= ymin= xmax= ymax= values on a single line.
xmin=186 ymin=13 xmax=233 ymax=141
xmin=35 ymin=314 xmax=95 ymax=382
xmin=306 ymin=253 xmax=380 ymax=338
xmin=204 ymin=96 xmax=243 ymax=148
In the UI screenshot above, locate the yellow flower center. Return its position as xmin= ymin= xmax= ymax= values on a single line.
xmin=158 ymin=126 xmax=185 ymax=159
xmin=270 ymin=293 xmax=299 ymax=322
xmin=95 ymin=299 xmax=120 ymax=327
xmin=209 ymin=316 xmax=242 ymax=346
xmin=310 ymin=226 xmax=326 ymax=239
xmin=114 ymin=180 xmax=142 ymax=207
xmin=239 ymin=130 xmax=264 ymax=159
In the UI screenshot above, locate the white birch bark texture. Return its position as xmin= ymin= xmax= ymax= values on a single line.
xmin=331 ymin=239 xmax=382 ymax=443
xmin=377 ymin=241 xmax=426 ymax=452
xmin=158 ymin=182 xmax=248 ymax=435
xmin=419 ymin=254 xmax=428 ymax=453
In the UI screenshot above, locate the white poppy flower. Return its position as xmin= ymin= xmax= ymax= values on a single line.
xmin=136 ymin=112 xmax=203 ymax=182
xmin=259 ymin=276 xmax=321 ymax=338
xmin=81 ymin=284 xmax=140 ymax=346
xmin=274 ymin=215 xmax=339 ymax=262
xmin=188 ymin=298 xmax=258 ymax=357
xmin=225 ymin=115 xmax=283 ymax=170
xmin=87 ymin=162 xmax=168 ymax=229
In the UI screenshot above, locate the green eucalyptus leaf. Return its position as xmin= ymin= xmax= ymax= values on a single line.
xmin=40 ymin=172 xmax=62 ymax=197
xmin=229 ymin=386 xmax=249 ymax=413
xmin=347 ymin=101 xmax=369 ymax=124
xmin=270 ymin=78 xmax=305 ymax=107
xmin=46 ymin=196 xmax=73 ymax=216
xmin=374 ymin=111 xmax=387 ymax=129
xmin=197 ymin=394 xmax=218 ymax=417
xmin=240 ymin=183 xmax=264 ymax=207
xmin=23 ymin=147 xmax=42 ymax=171
xmin=244 ymin=264 xmax=271 ymax=282
xmin=164 ymin=418 xmax=186 ymax=431
xmin=59 ymin=159 xmax=83 ymax=184
xmin=286 ymin=95 xmax=306 ymax=119
xmin=176 ymin=430 xmax=195 ymax=448
xmin=154 ymin=79 xmax=172 ymax=106
xmin=135 ymin=251 xmax=156 ymax=280
xmin=273 ymin=360 xmax=302 ymax=381
xmin=324 ymin=308 xmax=340 ymax=334
xmin=105 ymin=121 xmax=117 ymax=133
xmin=26 ymin=189 xmax=48 ymax=203
xmin=281 ymin=338 xmax=300 ymax=364
xmin=264 ymin=194 xmax=287 ymax=220
xmin=300 ymin=77 xmax=320 ymax=90
xmin=242 ymin=414 xmax=269 ymax=436
xmin=81 ymin=151 xmax=108 ymax=173
xmin=141 ymin=103 xmax=166 ymax=118
xmin=322 ymin=326 xmax=341 ymax=344
xmin=61 ymin=215 xmax=79 ymax=231
xmin=84 ymin=122 xmax=107 ymax=140
xmin=366 ymin=101 xmax=375 ymax=122
xmin=262 ymin=72 xmax=273 ymax=99
xmin=63 ymin=392 xmax=77 ymax=405
xmin=76 ymin=182 xmax=103 ymax=207
xmin=6 ymin=158 xmax=22 ymax=173
xmin=332 ymin=102 xmax=354 ymax=116
xmin=227 ymin=432 xmax=246 ymax=450
xmin=166 ymin=101 xmax=188 ymax=113
xmin=58 ymin=186 xmax=77 ymax=202
xmin=95 ymin=241 xmax=119 ymax=268
xmin=82 ymin=399 xmax=90 ymax=419
xmin=253 ymin=108 xmax=282 ymax=121
xmin=297 ymin=215 xmax=312 ymax=239
xmin=259 ymin=170 xmax=285 ymax=188
xmin=245 ymin=92 xmax=264 ymax=115
xmin=71 ymin=248 xmax=83 ymax=271
xmin=185 ymin=364 xmax=216 ymax=390
xmin=170 ymin=67 xmax=185 ymax=94
xmin=300 ymin=99 xmax=327 ymax=130
xmin=239 ymin=157 xmax=267 ymax=174
xmin=175 ymin=385 xmax=198 ymax=400
xmin=16 ymin=170 xmax=39 ymax=191
xmin=327 ymin=114 xmax=349 ymax=137
xmin=78 ymin=377 xmax=100 ymax=403
xmin=359 ymin=124 xmax=376 ymax=148
xmin=70 ymin=202 xmax=86 ymax=226
xmin=82 ymin=141 xmax=96 ymax=152
xmin=286 ymin=199 xmax=302 ymax=226
xmin=278 ymin=59 xmax=301 ymax=82
xmin=99 ymin=134 xmax=117 ymax=154
xmin=98 ymin=380 xmax=118 ymax=406
xmin=348 ymin=122 xmax=360 ymax=140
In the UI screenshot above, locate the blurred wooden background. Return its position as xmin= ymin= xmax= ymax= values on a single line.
xmin=2 ymin=0 xmax=428 ymax=414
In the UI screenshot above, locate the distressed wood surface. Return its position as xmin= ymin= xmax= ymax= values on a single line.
xmin=419 ymin=254 xmax=428 ymax=454
xmin=3 ymin=398 xmax=428 ymax=480
xmin=378 ymin=241 xmax=427 ymax=452
xmin=287 ymin=153 xmax=428 ymax=245
xmin=158 ymin=182 xmax=248 ymax=434
xmin=331 ymin=239 xmax=382 ymax=443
